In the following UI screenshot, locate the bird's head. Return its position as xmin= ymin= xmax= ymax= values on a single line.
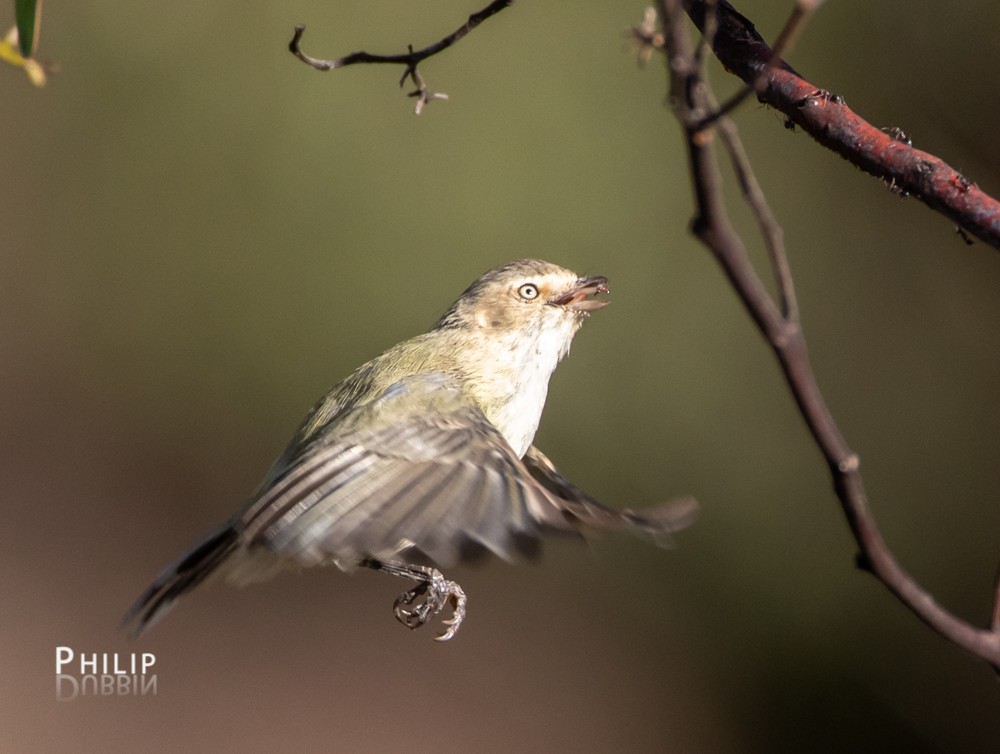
xmin=435 ymin=259 xmax=609 ymax=347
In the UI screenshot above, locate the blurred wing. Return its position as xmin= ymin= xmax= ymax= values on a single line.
xmin=522 ymin=445 xmax=698 ymax=545
xmin=238 ymin=374 xmax=578 ymax=569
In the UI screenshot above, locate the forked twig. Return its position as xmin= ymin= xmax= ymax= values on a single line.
xmin=289 ymin=0 xmax=512 ymax=114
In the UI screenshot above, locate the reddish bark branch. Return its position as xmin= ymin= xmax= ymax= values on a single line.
xmin=682 ymin=0 xmax=1000 ymax=248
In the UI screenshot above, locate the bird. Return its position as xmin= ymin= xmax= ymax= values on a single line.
xmin=124 ymin=259 xmax=696 ymax=641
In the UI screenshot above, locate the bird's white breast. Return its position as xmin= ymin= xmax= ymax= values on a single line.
xmin=474 ymin=315 xmax=578 ymax=458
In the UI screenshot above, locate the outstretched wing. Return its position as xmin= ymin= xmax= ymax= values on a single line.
xmin=238 ymin=374 xmax=581 ymax=570
xmin=522 ymin=445 xmax=699 ymax=546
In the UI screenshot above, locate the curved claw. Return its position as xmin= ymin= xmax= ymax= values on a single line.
xmin=433 ymin=584 xmax=467 ymax=642
xmin=393 ymin=582 xmax=433 ymax=629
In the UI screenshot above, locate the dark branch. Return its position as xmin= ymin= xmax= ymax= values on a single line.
xmin=288 ymin=0 xmax=513 ymax=113
xmin=655 ymin=0 xmax=1000 ymax=670
xmin=681 ymin=0 xmax=1000 ymax=249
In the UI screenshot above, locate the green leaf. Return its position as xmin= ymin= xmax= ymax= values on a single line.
xmin=15 ymin=0 xmax=41 ymax=58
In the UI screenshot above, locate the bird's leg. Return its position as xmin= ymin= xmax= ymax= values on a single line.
xmin=360 ymin=558 xmax=467 ymax=641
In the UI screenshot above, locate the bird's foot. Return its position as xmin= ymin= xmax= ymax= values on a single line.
xmin=393 ymin=569 xmax=467 ymax=641
xmin=361 ymin=559 xmax=467 ymax=641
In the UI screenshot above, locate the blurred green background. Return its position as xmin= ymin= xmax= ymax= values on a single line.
xmin=3 ymin=1 xmax=999 ymax=751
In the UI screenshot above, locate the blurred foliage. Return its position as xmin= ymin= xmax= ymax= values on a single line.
xmin=1 ymin=0 xmax=44 ymax=85
xmin=2 ymin=2 xmax=999 ymax=753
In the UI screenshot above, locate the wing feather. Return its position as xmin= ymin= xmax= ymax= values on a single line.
xmin=236 ymin=374 xmax=568 ymax=570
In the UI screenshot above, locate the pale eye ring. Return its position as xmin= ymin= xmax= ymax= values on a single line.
xmin=517 ymin=283 xmax=540 ymax=300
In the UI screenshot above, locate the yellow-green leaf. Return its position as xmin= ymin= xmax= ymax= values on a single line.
xmin=1 ymin=25 xmax=45 ymax=85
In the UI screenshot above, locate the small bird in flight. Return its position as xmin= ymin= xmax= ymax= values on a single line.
xmin=124 ymin=259 xmax=695 ymax=641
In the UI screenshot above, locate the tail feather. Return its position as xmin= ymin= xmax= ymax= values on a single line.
xmin=123 ymin=526 xmax=239 ymax=639
xmin=618 ymin=496 xmax=699 ymax=545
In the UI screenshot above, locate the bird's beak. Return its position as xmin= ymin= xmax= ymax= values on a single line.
xmin=548 ymin=275 xmax=610 ymax=312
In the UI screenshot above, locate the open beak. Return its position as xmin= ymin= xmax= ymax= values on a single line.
xmin=548 ymin=275 xmax=610 ymax=312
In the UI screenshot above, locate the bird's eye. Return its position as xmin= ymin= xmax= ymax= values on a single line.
xmin=517 ymin=283 xmax=540 ymax=300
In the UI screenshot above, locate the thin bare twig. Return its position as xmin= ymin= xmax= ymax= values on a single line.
xmin=716 ymin=117 xmax=798 ymax=321
xmin=680 ymin=0 xmax=1000 ymax=248
xmin=654 ymin=0 xmax=1000 ymax=670
xmin=289 ymin=0 xmax=512 ymax=113
xmin=688 ymin=14 xmax=797 ymax=319
xmin=693 ymin=0 xmax=717 ymax=70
